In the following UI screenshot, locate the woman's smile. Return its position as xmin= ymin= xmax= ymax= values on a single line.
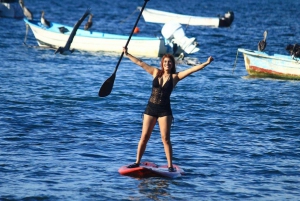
xmin=163 ymin=58 xmax=173 ymax=71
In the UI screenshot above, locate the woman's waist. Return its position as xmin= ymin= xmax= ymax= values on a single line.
xmin=147 ymin=100 xmax=171 ymax=107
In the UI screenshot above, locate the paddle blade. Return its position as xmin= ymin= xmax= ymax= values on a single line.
xmin=98 ymin=73 xmax=116 ymax=97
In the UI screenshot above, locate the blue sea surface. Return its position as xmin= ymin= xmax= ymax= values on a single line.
xmin=1 ymin=0 xmax=300 ymax=200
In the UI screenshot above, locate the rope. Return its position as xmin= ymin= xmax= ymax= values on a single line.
xmin=232 ymin=49 xmax=239 ymax=74
xmin=23 ymin=22 xmax=55 ymax=50
xmin=119 ymin=8 xmax=138 ymax=24
xmin=24 ymin=23 xmax=29 ymax=44
xmin=23 ymin=41 xmax=54 ymax=49
xmin=184 ymin=17 xmax=192 ymax=33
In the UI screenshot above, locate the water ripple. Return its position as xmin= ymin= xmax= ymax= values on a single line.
xmin=1 ymin=0 xmax=300 ymax=200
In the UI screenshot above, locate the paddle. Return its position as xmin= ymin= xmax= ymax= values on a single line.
xmin=98 ymin=0 xmax=149 ymax=97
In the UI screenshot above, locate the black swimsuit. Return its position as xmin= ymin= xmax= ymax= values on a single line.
xmin=144 ymin=75 xmax=173 ymax=118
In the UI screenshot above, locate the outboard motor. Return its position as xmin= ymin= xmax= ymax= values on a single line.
xmin=219 ymin=11 xmax=234 ymax=27
xmin=286 ymin=43 xmax=300 ymax=58
xmin=161 ymin=22 xmax=199 ymax=55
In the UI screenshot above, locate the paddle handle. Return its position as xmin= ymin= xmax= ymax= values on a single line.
xmin=125 ymin=0 xmax=149 ymax=48
xmin=114 ymin=0 xmax=149 ymax=73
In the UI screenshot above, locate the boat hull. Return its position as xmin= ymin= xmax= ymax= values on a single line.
xmin=138 ymin=7 xmax=233 ymax=28
xmin=24 ymin=19 xmax=173 ymax=57
xmin=238 ymin=48 xmax=300 ymax=80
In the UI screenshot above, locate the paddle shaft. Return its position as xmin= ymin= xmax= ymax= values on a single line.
xmin=99 ymin=0 xmax=149 ymax=97
xmin=115 ymin=0 xmax=149 ymax=72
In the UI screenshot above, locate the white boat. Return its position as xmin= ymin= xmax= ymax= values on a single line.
xmin=138 ymin=7 xmax=234 ymax=28
xmin=23 ymin=18 xmax=200 ymax=57
xmin=0 ymin=0 xmax=23 ymax=18
xmin=237 ymin=48 xmax=300 ymax=80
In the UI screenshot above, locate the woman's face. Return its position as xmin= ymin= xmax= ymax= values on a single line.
xmin=163 ymin=57 xmax=173 ymax=72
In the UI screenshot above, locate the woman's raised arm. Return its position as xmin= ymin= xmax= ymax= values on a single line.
xmin=177 ymin=56 xmax=214 ymax=81
xmin=123 ymin=47 xmax=159 ymax=76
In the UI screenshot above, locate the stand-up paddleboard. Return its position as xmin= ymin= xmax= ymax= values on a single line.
xmin=118 ymin=161 xmax=184 ymax=178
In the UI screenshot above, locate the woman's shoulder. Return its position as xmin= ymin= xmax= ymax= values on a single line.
xmin=153 ymin=69 xmax=162 ymax=77
xmin=171 ymin=72 xmax=179 ymax=77
xmin=172 ymin=73 xmax=180 ymax=83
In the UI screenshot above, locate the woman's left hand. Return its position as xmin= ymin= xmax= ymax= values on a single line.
xmin=206 ymin=56 xmax=214 ymax=64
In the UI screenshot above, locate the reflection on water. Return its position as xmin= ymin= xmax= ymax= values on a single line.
xmin=137 ymin=178 xmax=170 ymax=201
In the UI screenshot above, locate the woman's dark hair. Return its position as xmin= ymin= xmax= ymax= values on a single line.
xmin=158 ymin=54 xmax=176 ymax=77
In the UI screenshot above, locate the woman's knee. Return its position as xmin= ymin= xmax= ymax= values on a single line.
xmin=140 ymin=132 xmax=151 ymax=143
xmin=161 ymin=136 xmax=171 ymax=145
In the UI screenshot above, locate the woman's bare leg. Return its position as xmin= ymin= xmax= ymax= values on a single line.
xmin=158 ymin=115 xmax=173 ymax=167
xmin=135 ymin=114 xmax=157 ymax=164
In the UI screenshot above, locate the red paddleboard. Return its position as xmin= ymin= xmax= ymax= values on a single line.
xmin=118 ymin=161 xmax=184 ymax=178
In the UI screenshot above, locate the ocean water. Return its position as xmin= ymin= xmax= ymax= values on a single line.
xmin=1 ymin=0 xmax=300 ymax=200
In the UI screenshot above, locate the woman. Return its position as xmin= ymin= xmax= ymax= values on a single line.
xmin=124 ymin=47 xmax=214 ymax=172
